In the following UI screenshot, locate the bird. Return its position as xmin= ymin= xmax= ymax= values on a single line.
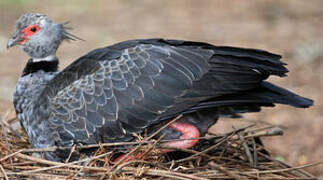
xmin=7 ymin=13 xmax=313 ymax=162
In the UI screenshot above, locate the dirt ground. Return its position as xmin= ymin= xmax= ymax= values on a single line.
xmin=0 ymin=0 xmax=322 ymax=176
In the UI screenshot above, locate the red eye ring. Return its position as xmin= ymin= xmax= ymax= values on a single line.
xmin=25 ymin=24 xmax=40 ymax=34
xmin=20 ymin=24 xmax=40 ymax=44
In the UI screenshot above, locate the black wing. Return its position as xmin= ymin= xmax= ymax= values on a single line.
xmin=40 ymin=39 xmax=311 ymax=146
xmin=43 ymin=39 xmax=216 ymax=146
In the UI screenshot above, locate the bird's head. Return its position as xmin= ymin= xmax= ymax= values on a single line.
xmin=7 ymin=13 xmax=81 ymax=60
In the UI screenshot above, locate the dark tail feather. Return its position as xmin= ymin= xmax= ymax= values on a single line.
xmin=177 ymin=81 xmax=313 ymax=136
xmin=247 ymin=81 xmax=313 ymax=108
xmin=209 ymin=46 xmax=288 ymax=77
xmin=188 ymin=81 xmax=313 ymax=115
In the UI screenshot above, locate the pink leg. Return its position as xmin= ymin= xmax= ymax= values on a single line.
xmin=160 ymin=122 xmax=200 ymax=152
xmin=112 ymin=122 xmax=200 ymax=163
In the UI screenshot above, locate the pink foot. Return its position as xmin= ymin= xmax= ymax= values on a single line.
xmin=112 ymin=122 xmax=200 ymax=163
xmin=161 ymin=121 xmax=200 ymax=152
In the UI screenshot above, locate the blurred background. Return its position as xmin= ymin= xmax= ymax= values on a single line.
xmin=0 ymin=0 xmax=322 ymax=176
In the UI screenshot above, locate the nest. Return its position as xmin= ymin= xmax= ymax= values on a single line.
xmin=0 ymin=114 xmax=318 ymax=180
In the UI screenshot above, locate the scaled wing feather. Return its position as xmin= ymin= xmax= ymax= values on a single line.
xmin=47 ymin=43 xmax=211 ymax=146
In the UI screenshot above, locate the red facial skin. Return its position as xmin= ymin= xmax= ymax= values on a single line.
xmin=112 ymin=122 xmax=200 ymax=163
xmin=20 ymin=24 xmax=40 ymax=44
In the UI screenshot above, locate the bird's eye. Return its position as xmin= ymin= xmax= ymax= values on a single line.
xmin=30 ymin=27 xmax=37 ymax=32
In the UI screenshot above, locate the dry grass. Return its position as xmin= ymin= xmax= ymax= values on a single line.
xmin=0 ymin=114 xmax=319 ymax=180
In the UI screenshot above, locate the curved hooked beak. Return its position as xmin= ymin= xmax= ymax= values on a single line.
xmin=7 ymin=31 xmax=25 ymax=49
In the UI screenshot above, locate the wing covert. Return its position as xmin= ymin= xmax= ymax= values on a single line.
xmin=46 ymin=43 xmax=212 ymax=146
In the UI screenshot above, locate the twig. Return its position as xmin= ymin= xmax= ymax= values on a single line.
xmin=0 ymin=164 xmax=9 ymax=180
xmin=65 ymin=144 xmax=76 ymax=163
xmin=165 ymin=124 xmax=254 ymax=164
xmin=164 ymin=133 xmax=234 ymax=165
xmin=0 ymin=149 xmax=24 ymax=163
xmin=19 ymin=135 xmax=216 ymax=154
xmin=163 ymin=146 xmax=213 ymax=160
xmin=136 ymin=133 xmax=166 ymax=160
xmin=234 ymin=126 xmax=253 ymax=167
xmin=70 ymin=160 xmax=90 ymax=180
xmin=112 ymin=160 xmax=155 ymax=176
xmin=245 ymin=126 xmax=284 ymax=138
xmin=251 ymin=136 xmax=258 ymax=167
xmin=5 ymin=115 xmax=17 ymax=124
xmin=0 ymin=114 xmax=12 ymax=164
xmin=246 ymin=125 xmax=279 ymax=133
xmin=111 ymin=134 xmax=169 ymax=176
xmin=208 ymin=161 xmax=245 ymax=180
xmin=122 ymin=166 xmax=209 ymax=180
xmin=14 ymin=153 xmax=110 ymax=172
xmin=0 ymin=115 xmax=22 ymax=139
xmin=111 ymin=115 xmax=182 ymax=167
xmin=256 ymin=150 xmax=318 ymax=178
xmin=100 ymin=115 xmax=183 ymax=179
xmin=110 ymin=134 xmax=167 ymax=178
xmin=243 ymin=162 xmax=322 ymax=174
xmin=146 ymin=114 xmax=183 ymax=141
xmin=20 ymin=141 xmax=147 ymax=152
xmin=0 ymin=116 xmax=318 ymax=179
xmin=207 ymin=123 xmax=256 ymax=137
xmin=1 ymin=172 xmax=72 ymax=179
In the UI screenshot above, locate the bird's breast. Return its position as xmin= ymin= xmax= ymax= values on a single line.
xmin=14 ymin=70 xmax=58 ymax=147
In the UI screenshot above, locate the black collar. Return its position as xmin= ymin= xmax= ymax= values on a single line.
xmin=22 ymin=58 xmax=59 ymax=76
